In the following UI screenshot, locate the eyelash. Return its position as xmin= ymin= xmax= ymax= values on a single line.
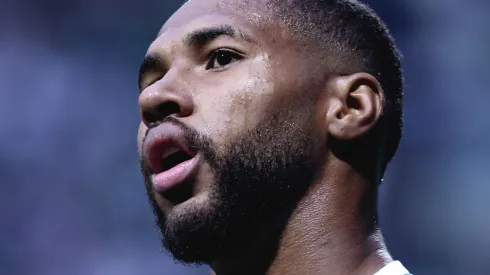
xmin=205 ymin=48 xmax=244 ymax=70
xmin=140 ymin=48 xmax=244 ymax=91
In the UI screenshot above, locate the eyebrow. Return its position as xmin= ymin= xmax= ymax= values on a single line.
xmin=138 ymin=25 xmax=257 ymax=90
xmin=184 ymin=24 xmax=257 ymax=48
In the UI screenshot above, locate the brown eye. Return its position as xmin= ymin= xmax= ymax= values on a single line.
xmin=206 ymin=49 xmax=243 ymax=70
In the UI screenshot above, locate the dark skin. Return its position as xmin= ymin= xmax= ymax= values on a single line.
xmin=137 ymin=0 xmax=393 ymax=274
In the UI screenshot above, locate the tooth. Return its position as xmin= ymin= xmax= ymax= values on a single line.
xmin=161 ymin=147 xmax=181 ymax=160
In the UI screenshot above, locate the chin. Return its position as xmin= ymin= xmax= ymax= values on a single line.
xmin=165 ymin=191 xmax=213 ymax=217
xmin=160 ymin=189 xmax=224 ymax=264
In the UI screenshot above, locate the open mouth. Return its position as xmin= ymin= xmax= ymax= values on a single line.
xmin=148 ymin=144 xmax=197 ymax=205
xmin=143 ymin=123 xmax=201 ymax=205
xmin=158 ymin=149 xmax=195 ymax=205
xmin=160 ymin=148 xmax=194 ymax=172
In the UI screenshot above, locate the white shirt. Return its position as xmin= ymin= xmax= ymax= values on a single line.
xmin=374 ymin=261 xmax=410 ymax=275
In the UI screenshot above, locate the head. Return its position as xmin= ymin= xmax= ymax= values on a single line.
xmin=137 ymin=0 xmax=403 ymax=266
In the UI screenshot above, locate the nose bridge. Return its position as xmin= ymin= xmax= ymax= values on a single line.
xmin=139 ymin=63 xmax=194 ymax=125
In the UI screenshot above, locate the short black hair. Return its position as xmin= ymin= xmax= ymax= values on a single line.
xmin=271 ymin=0 xmax=404 ymax=173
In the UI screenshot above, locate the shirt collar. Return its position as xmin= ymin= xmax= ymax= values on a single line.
xmin=374 ymin=261 xmax=409 ymax=275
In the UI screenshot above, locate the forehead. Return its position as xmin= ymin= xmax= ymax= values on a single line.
xmin=162 ymin=0 xmax=272 ymax=29
xmin=152 ymin=0 xmax=285 ymax=47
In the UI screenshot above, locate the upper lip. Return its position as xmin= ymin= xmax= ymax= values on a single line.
xmin=142 ymin=123 xmax=196 ymax=174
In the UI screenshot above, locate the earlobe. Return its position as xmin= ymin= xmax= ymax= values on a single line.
xmin=326 ymin=73 xmax=384 ymax=140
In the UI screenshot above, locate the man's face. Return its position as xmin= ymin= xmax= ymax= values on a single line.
xmin=137 ymin=0 xmax=327 ymax=263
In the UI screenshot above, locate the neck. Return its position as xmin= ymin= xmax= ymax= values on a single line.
xmin=211 ymin=161 xmax=392 ymax=275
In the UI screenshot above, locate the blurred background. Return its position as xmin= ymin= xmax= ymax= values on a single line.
xmin=1 ymin=0 xmax=489 ymax=274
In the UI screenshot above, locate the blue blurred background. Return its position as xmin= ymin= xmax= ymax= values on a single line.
xmin=1 ymin=0 xmax=489 ymax=274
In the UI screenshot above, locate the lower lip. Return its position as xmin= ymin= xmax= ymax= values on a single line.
xmin=152 ymin=156 xmax=199 ymax=193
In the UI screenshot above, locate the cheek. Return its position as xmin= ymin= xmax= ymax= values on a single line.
xmin=196 ymin=79 xmax=273 ymax=145
xmin=193 ymin=58 xmax=275 ymax=144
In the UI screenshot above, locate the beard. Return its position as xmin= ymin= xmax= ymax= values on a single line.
xmin=140 ymin=110 xmax=323 ymax=265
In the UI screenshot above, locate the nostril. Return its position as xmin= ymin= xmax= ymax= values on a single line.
xmin=159 ymin=101 xmax=181 ymax=118
xmin=142 ymin=101 xmax=181 ymax=124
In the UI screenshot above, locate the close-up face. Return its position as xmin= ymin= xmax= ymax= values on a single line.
xmin=137 ymin=0 xmax=328 ymax=263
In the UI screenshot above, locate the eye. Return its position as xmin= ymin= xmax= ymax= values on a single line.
xmin=206 ymin=49 xmax=243 ymax=70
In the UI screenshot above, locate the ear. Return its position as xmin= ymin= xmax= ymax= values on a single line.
xmin=325 ymin=73 xmax=384 ymax=140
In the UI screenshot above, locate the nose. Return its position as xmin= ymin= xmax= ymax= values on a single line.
xmin=139 ymin=69 xmax=194 ymax=127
